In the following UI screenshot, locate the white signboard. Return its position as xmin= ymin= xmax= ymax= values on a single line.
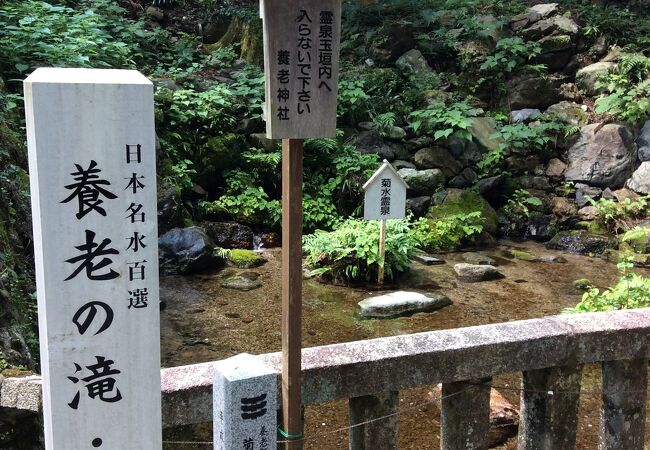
xmin=262 ymin=0 xmax=342 ymax=139
xmin=24 ymin=68 xmax=161 ymax=449
xmin=363 ymin=160 xmax=408 ymax=220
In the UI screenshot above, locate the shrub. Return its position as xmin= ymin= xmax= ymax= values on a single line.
xmin=564 ymin=256 xmax=650 ymax=313
xmin=586 ymin=195 xmax=650 ymax=233
xmin=303 ymin=219 xmax=417 ymax=284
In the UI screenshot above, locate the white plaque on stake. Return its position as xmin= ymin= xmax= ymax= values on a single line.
xmin=25 ymin=68 xmax=161 ymax=449
xmin=262 ymin=0 xmax=342 ymax=139
xmin=214 ymin=353 xmax=277 ymax=450
xmin=363 ymin=160 xmax=408 ymax=220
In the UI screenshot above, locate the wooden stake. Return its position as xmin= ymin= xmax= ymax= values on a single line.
xmin=378 ymin=219 xmax=386 ymax=286
xmin=281 ymin=138 xmax=304 ymax=449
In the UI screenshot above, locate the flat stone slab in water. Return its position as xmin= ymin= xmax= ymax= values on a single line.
xmin=454 ymin=263 xmax=503 ymax=282
xmin=358 ymin=291 xmax=452 ymax=318
xmin=220 ymin=271 xmax=262 ymax=291
xmin=413 ymin=253 xmax=445 ymax=265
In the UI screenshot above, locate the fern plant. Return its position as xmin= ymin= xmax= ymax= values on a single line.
xmin=595 ymin=54 xmax=650 ymax=124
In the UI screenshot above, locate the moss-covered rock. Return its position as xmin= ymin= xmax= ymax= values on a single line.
xmin=427 ymin=188 xmax=498 ymax=234
xmin=573 ymin=278 xmax=594 ymax=291
xmin=227 ymin=249 xmax=267 ymax=269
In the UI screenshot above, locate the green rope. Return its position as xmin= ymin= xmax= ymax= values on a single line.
xmin=277 ymin=426 xmax=304 ymax=439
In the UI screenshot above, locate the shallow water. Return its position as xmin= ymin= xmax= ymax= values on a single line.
xmin=160 ymin=241 xmax=650 ymax=449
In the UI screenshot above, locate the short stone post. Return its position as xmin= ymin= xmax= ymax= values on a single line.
xmin=440 ymin=378 xmax=492 ymax=450
xmin=599 ymin=358 xmax=648 ymax=450
xmin=348 ymin=390 xmax=398 ymax=450
xmin=517 ymin=364 xmax=582 ymax=450
xmin=213 ymin=353 xmax=277 ymax=450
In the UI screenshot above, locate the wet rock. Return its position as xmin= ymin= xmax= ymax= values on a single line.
xmin=546 ymin=158 xmax=567 ymax=178
xmin=626 ymin=162 xmax=650 ymax=194
xmin=575 ymin=183 xmax=602 ymax=208
xmin=565 ymin=123 xmax=637 ymax=188
xmin=414 ymin=146 xmax=462 ymax=178
xmin=395 ymin=49 xmax=433 ymax=77
xmin=545 ymin=230 xmax=617 ymax=255
xmin=448 ymin=167 xmax=478 ymax=189
xmin=454 ymin=263 xmax=503 ymax=282
xmin=462 ymin=252 xmax=496 ymax=266
xmin=202 ymin=221 xmax=254 ymax=249
xmin=576 ymin=62 xmax=616 ymax=96
xmin=260 ymin=232 xmax=281 ymax=248
xmin=412 ymin=254 xmax=445 ymax=265
xmin=637 ymin=120 xmax=650 ymax=162
xmin=397 ymin=168 xmax=445 ymax=196
xmin=157 ymin=184 xmax=185 ymax=234
xmin=405 ymin=136 xmax=435 ymax=152
xmin=357 ymin=291 xmax=452 ymax=318
xmin=525 ymin=214 xmax=556 ymax=242
xmin=505 ymin=155 xmax=540 ymax=174
xmin=159 ymin=227 xmax=223 ymax=275
xmin=406 ymin=196 xmax=431 ymax=218
xmin=220 ymin=271 xmax=262 ymax=291
xmin=511 ymin=109 xmax=541 ymax=123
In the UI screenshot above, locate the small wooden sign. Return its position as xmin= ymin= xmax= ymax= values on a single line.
xmin=24 ymin=68 xmax=161 ymax=449
xmin=363 ymin=160 xmax=408 ymax=220
xmin=262 ymin=0 xmax=342 ymax=139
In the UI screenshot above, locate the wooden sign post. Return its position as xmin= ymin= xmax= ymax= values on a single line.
xmin=261 ymin=0 xmax=341 ymax=447
xmin=363 ymin=160 xmax=408 ymax=285
xmin=24 ymin=68 xmax=161 ymax=449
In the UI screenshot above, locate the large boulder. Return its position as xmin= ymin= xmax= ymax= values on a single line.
xmin=638 ymin=120 xmax=650 ymax=162
xmin=427 ymin=188 xmax=498 ymax=234
xmin=507 ymin=75 xmax=559 ymax=110
xmin=157 ymin=184 xmax=185 ymax=234
xmin=446 ymin=135 xmax=483 ymax=166
xmin=545 ymin=230 xmax=617 ymax=255
xmin=521 ymin=15 xmax=579 ymax=40
xmin=469 ymin=117 xmax=503 ymax=152
xmin=397 ymin=168 xmax=445 ymax=196
xmin=576 ymin=62 xmax=616 ymax=96
xmin=564 ymin=123 xmax=637 ymax=188
xmin=626 ymin=162 xmax=650 ymax=194
xmin=202 ymin=221 xmax=254 ymax=249
xmin=159 ymin=227 xmax=223 ymax=275
xmin=395 ymin=49 xmax=433 ymax=77
xmin=414 ymin=146 xmax=463 ymax=178
xmin=357 ymin=291 xmax=452 ymax=318
xmin=353 ymin=130 xmax=401 ymax=161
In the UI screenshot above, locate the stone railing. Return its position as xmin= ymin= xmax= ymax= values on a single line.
xmin=3 ymin=309 xmax=650 ymax=448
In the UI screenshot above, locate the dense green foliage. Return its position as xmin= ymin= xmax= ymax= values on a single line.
xmin=303 ymin=218 xmax=417 ymax=283
xmin=564 ymin=256 xmax=650 ymax=313
xmin=409 ymin=213 xmax=484 ymax=252
xmin=586 ymin=195 xmax=650 ymax=233
xmin=595 ymin=53 xmax=650 ymax=124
